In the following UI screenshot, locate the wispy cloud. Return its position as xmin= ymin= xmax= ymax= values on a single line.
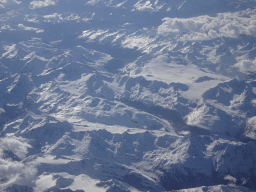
xmin=30 ymin=0 xmax=56 ymax=9
xmin=0 ymin=0 xmax=21 ymax=8
xmin=0 ymin=137 xmax=37 ymax=188
xmin=43 ymin=13 xmax=63 ymax=22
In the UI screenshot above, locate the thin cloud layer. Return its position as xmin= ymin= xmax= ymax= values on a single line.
xmin=0 ymin=137 xmax=37 ymax=188
xmin=235 ymin=58 xmax=256 ymax=73
xmin=18 ymin=24 xmax=44 ymax=33
xmin=0 ymin=137 xmax=31 ymax=159
xmin=30 ymin=0 xmax=56 ymax=9
xmin=43 ymin=13 xmax=63 ymax=22
xmin=0 ymin=0 xmax=21 ymax=8
xmin=158 ymin=8 xmax=256 ymax=41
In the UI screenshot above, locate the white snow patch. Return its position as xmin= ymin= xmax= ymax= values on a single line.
xmin=34 ymin=173 xmax=56 ymax=191
xmin=134 ymin=54 xmax=226 ymax=100
xmin=121 ymin=35 xmax=156 ymax=51
xmin=35 ymin=155 xmax=71 ymax=164
xmin=56 ymin=73 xmax=93 ymax=95
xmin=186 ymin=104 xmax=210 ymax=128
xmin=1 ymin=44 xmax=17 ymax=58
xmin=69 ymin=174 xmax=105 ymax=192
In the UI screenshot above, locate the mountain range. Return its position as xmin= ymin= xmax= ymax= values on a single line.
xmin=0 ymin=0 xmax=256 ymax=191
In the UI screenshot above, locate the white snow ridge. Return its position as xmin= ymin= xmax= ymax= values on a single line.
xmin=0 ymin=0 xmax=256 ymax=191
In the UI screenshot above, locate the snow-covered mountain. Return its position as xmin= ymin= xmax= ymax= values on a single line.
xmin=0 ymin=0 xmax=256 ymax=191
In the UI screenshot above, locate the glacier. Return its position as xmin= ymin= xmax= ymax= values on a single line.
xmin=0 ymin=0 xmax=256 ymax=191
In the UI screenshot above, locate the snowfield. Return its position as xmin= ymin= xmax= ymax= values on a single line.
xmin=0 ymin=0 xmax=256 ymax=191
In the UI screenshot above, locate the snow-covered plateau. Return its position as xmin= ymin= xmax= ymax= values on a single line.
xmin=0 ymin=0 xmax=256 ymax=191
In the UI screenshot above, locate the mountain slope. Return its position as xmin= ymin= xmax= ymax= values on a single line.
xmin=0 ymin=0 xmax=256 ymax=191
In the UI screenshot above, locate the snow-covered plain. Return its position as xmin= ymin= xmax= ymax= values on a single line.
xmin=0 ymin=0 xmax=256 ymax=191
